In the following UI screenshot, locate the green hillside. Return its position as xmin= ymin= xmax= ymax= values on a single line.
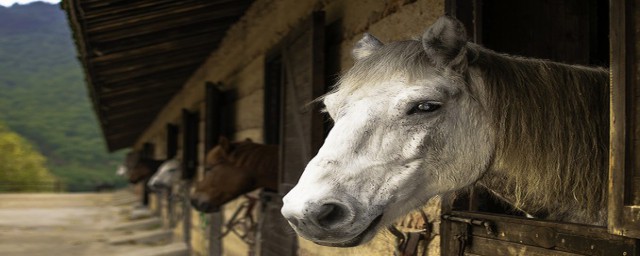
xmin=0 ymin=2 xmax=126 ymax=191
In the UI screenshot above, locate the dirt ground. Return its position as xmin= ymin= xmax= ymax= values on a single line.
xmin=0 ymin=192 xmax=148 ymax=256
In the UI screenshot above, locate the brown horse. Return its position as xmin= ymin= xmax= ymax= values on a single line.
xmin=124 ymin=151 xmax=164 ymax=184
xmin=190 ymin=137 xmax=278 ymax=213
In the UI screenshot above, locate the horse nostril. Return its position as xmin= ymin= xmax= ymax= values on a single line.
xmin=314 ymin=203 xmax=348 ymax=229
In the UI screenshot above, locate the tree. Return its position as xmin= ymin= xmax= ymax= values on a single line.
xmin=0 ymin=123 xmax=57 ymax=192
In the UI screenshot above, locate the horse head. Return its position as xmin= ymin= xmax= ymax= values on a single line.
xmin=147 ymin=158 xmax=182 ymax=191
xmin=125 ymin=151 xmax=164 ymax=184
xmin=281 ymin=16 xmax=495 ymax=247
xmin=191 ymin=137 xmax=278 ymax=213
xmin=115 ymin=165 xmax=128 ymax=177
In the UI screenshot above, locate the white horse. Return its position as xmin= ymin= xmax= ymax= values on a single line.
xmin=147 ymin=159 xmax=182 ymax=191
xmin=281 ymin=16 xmax=608 ymax=247
xmin=116 ymin=165 xmax=128 ymax=177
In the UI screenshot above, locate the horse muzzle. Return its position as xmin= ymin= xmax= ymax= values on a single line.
xmin=147 ymin=182 xmax=168 ymax=192
xmin=190 ymin=198 xmax=220 ymax=213
xmin=281 ymin=196 xmax=381 ymax=246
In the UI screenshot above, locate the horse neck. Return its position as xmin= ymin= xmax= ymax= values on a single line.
xmin=231 ymin=144 xmax=279 ymax=190
xmin=470 ymin=48 xmax=609 ymax=224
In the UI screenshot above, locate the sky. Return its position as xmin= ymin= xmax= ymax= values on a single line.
xmin=0 ymin=0 xmax=59 ymax=7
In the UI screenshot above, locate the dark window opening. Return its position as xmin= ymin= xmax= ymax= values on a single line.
xmin=181 ymin=109 xmax=199 ymax=180
xmin=264 ymin=55 xmax=282 ymax=145
xmin=205 ymin=82 xmax=224 ymax=151
xmin=166 ymin=124 xmax=179 ymax=159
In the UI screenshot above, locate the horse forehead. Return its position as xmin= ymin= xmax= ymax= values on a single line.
xmin=326 ymin=80 xmax=409 ymax=110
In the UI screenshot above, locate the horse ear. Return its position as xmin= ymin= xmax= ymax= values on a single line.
xmin=421 ymin=16 xmax=468 ymax=70
xmin=218 ymin=136 xmax=230 ymax=152
xmin=352 ymin=33 xmax=383 ymax=60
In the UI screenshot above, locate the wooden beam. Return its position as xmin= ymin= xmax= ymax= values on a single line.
xmin=101 ymin=91 xmax=176 ymax=110
xmin=99 ymin=82 xmax=181 ymax=98
xmin=88 ymin=17 xmax=232 ymax=46
xmin=97 ymin=73 xmax=187 ymax=90
xmin=85 ymin=2 xmax=246 ymax=35
xmin=104 ymin=103 xmax=167 ymax=121
xmin=82 ymin=0 xmax=183 ymax=20
xmin=105 ymin=121 xmax=154 ymax=135
xmin=95 ymin=64 xmax=199 ymax=85
xmin=93 ymin=50 xmax=209 ymax=78
xmin=83 ymin=0 xmax=244 ymax=25
xmin=90 ymin=34 xmax=218 ymax=64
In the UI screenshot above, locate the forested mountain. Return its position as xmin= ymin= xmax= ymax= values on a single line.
xmin=0 ymin=2 xmax=125 ymax=191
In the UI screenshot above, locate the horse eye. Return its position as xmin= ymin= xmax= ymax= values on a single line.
xmin=408 ymin=101 xmax=441 ymax=115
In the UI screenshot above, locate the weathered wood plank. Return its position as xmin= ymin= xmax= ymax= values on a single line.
xmin=466 ymin=222 xmax=638 ymax=255
xmin=82 ymin=0 xmax=190 ymax=20
xmin=609 ymin=0 xmax=640 ymax=240
xmin=95 ymin=54 xmax=205 ymax=78
xmin=103 ymin=128 xmax=146 ymax=140
xmin=99 ymin=83 xmax=181 ymax=99
xmin=83 ymin=0 xmax=248 ymax=25
xmin=105 ymin=103 xmax=168 ymax=121
xmin=97 ymin=73 xmax=187 ymax=90
xmin=90 ymin=25 xmax=224 ymax=53
xmin=452 ymin=211 xmax=614 ymax=239
xmin=466 ymin=236 xmax=584 ymax=256
xmin=85 ymin=3 xmax=246 ymax=35
xmin=96 ymin=65 xmax=198 ymax=85
xmin=91 ymin=34 xmax=217 ymax=63
xmin=89 ymin=17 xmax=233 ymax=46
xmin=449 ymin=211 xmax=639 ymax=255
xmin=102 ymin=91 xmax=177 ymax=110
xmin=555 ymin=232 xmax=636 ymax=256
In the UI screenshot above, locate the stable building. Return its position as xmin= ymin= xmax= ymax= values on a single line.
xmin=64 ymin=0 xmax=640 ymax=255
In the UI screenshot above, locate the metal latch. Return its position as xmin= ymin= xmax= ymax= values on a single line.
xmin=442 ymin=214 xmax=495 ymax=256
xmin=442 ymin=214 xmax=494 ymax=235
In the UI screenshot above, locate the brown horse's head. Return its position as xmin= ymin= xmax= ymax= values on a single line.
xmin=191 ymin=137 xmax=278 ymax=213
xmin=124 ymin=151 xmax=163 ymax=184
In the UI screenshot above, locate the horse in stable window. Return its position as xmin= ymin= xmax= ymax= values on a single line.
xmin=123 ymin=151 xmax=165 ymax=184
xmin=147 ymin=158 xmax=182 ymax=191
xmin=190 ymin=136 xmax=278 ymax=213
xmin=281 ymin=16 xmax=609 ymax=247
